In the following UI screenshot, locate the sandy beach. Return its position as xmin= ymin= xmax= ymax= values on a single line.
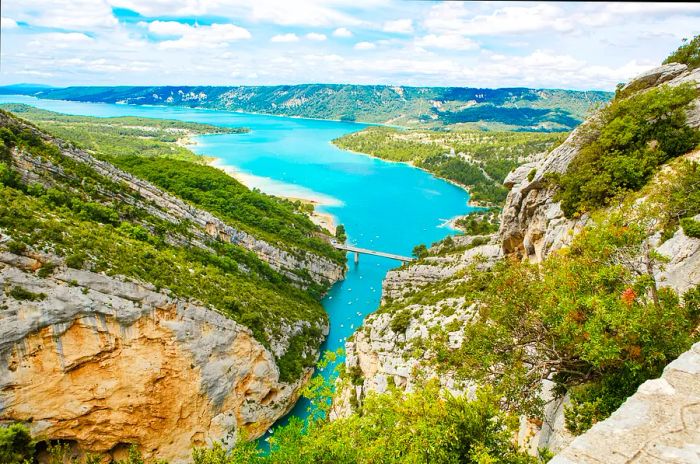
xmin=206 ymin=157 xmax=338 ymax=235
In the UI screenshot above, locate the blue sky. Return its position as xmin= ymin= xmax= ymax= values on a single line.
xmin=1 ymin=1 xmax=699 ymax=90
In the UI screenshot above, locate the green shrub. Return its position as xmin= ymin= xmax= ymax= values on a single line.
xmin=527 ymin=168 xmax=537 ymax=182
xmin=556 ymin=83 xmax=700 ymax=218
xmin=390 ymin=309 xmax=412 ymax=333
xmin=681 ymin=217 xmax=700 ymax=238
xmin=664 ymin=35 xmax=700 ymax=70
xmin=6 ymin=240 xmax=27 ymax=254
xmin=37 ymin=262 xmax=57 ymax=278
xmin=8 ymin=286 xmax=46 ymax=301
xmin=215 ymin=382 xmax=537 ymax=464
xmin=0 ymin=423 xmax=34 ymax=464
xmin=65 ymin=253 xmax=86 ymax=269
xmin=412 ymin=244 xmax=428 ymax=259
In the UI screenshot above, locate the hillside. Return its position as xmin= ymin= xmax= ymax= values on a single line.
xmin=0 ymin=109 xmax=345 ymax=461
xmin=0 ymin=84 xmax=611 ymax=132
xmin=333 ymin=127 xmax=564 ymax=207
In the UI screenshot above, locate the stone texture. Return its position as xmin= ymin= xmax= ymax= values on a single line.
xmin=0 ymin=253 xmax=307 ymax=463
xmin=550 ymin=342 xmax=700 ymax=464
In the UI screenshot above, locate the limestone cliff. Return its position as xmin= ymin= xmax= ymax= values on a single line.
xmin=0 ymin=250 xmax=309 ymax=462
xmin=500 ymin=63 xmax=700 ymax=264
xmin=339 ymin=62 xmax=700 ymax=457
xmin=550 ymin=341 xmax=700 ymax=464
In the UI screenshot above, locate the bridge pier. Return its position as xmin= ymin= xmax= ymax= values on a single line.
xmin=354 ymin=251 xmax=359 ymax=264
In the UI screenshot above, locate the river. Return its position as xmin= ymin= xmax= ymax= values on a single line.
xmin=0 ymin=95 xmax=476 ymax=433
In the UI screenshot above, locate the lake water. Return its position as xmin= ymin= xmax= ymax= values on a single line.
xmin=0 ymin=95 xmax=475 ymax=432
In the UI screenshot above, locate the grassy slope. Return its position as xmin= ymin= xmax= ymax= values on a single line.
xmin=0 ymin=110 xmax=335 ymax=381
xmin=0 ymin=104 xmax=344 ymax=264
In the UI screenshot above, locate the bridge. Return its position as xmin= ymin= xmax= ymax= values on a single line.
xmin=331 ymin=242 xmax=414 ymax=264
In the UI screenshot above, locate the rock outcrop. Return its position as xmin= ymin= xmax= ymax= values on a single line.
xmin=0 ymin=111 xmax=343 ymax=461
xmin=551 ymin=342 xmax=700 ymax=464
xmin=0 ymin=251 xmax=310 ymax=462
xmin=499 ymin=63 xmax=700 ymax=264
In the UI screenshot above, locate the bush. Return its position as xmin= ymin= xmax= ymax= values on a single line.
xmin=556 ymin=83 xmax=700 ymax=218
xmin=0 ymin=423 xmax=34 ymax=464
xmin=390 ymin=309 xmax=412 ymax=333
xmin=8 ymin=286 xmax=46 ymax=301
xmin=681 ymin=217 xmax=700 ymax=238
xmin=664 ymin=35 xmax=700 ymax=70
xmin=215 ymin=382 xmax=537 ymax=464
xmin=412 ymin=244 xmax=428 ymax=259
xmin=527 ymin=168 xmax=537 ymax=182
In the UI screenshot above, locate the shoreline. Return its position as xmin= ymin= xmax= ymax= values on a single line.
xmin=334 ymin=143 xmax=493 ymax=211
xmin=201 ymin=153 xmax=339 ymax=236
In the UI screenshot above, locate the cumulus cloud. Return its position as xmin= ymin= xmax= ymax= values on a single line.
xmin=332 ymin=27 xmax=353 ymax=38
xmin=147 ymin=20 xmax=192 ymax=36
xmin=1 ymin=17 xmax=18 ymax=29
xmin=383 ymin=19 xmax=413 ymax=34
xmin=306 ymin=32 xmax=327 ymax=41
xmin=158 ymin=23 xmax=251 ymax=49
xmin=270 ymin=33 xmax=300 ymax=43
xmin=354 ymin=41 xmax=376 ymax=50
xmin=424 ymin=3 xmax=573 ymax=36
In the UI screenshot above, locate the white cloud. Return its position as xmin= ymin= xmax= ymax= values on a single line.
xmin=332 ymin=27 xmax=353 ymax=38
xmin=270 ymin=33 xmax=300 ymax=43
xmin=6 ymin=0 xmax=117 ymax=29
xmin=306 ymin=32 xmax=327 ymax=41
xmin=158 ymin=23 xmax=251 ymax=49
xmin=354 ymin=41 xmax=376 ymax=50
xmin=1 ymin=17 xmax=18 ymax=29
xmin=424 ymin=3 xmax=573 ymax=36
xmin=147 ymin=20 xmax=192 ymax=36
xmin=383 ymin=19 xmax=413 ymax=34
xmin=415 ymin=34 xmax=479 ymax=51
xmin=28 ymin=32 xmax=94 ymax=49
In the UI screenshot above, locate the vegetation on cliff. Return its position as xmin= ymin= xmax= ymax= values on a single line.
xmin=1 ymin=104 xmax=344 ymax=263
xmin=0 ymin=85 xmax=611 ymax=131
xmin=554 ymin=82 xmax=699 ymax=218
xmin=333 ymin=127 xmax=563 ymax=206
xmin=0 ymin=110 xmax=329 ymax=381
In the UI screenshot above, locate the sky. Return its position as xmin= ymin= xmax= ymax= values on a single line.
xmin=1 ymin=1 xmax=699 ymax=90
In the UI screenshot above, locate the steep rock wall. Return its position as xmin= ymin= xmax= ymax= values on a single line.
xmin=0 ymin=251 xmax=309 ymax=462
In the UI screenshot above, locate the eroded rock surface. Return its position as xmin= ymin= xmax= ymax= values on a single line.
xmin=551 ymin=342 xmax=700 ymax=464
xmin=0 ymin=252 xmax=307 ymax=463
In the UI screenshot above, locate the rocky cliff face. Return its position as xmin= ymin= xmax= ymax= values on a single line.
xmin=0 ymin=112 xmax=344 ymax=460
xmin=340 ymin=63 xmax=700 ymax=456
xmin=0 ymin=250 xmax=308 ymax=463
xmin=500 ymin=64 xmax=700 ymax=264
xmin=551 ymin=341 xmax=700 ymax=464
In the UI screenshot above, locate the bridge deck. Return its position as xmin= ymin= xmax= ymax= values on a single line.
xmin=332 ymin=243 xmax=414 ymax=262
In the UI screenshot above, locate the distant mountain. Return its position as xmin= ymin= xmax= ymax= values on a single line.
xmin=0 ymin=83 xmax=612 ymax=131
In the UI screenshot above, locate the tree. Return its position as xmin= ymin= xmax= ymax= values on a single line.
xmin=335 ymin=224 xmax=347 ymax=243
xmin=0 ymin=423 xmax=34 ymax=464
xmin=412 ymin=243 xmax=428 ymax=259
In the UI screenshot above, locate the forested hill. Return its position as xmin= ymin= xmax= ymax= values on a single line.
xmin=0 ymin=84 xmax=611 ymax=131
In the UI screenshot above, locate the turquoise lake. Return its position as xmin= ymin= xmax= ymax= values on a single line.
xmin=0 ymin=95 xmax=476 ymax=431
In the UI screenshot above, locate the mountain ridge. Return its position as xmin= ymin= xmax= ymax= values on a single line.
xmin=0 ymin=83 xmax=612 ymax=132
